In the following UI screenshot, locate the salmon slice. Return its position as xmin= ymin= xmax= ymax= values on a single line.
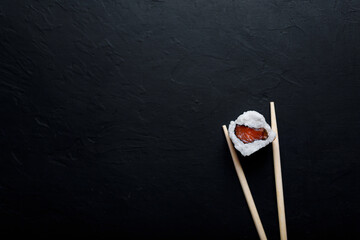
xmin=235 ymin=124 xmax=268 ymax=144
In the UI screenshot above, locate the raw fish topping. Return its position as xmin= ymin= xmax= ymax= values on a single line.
xmin=235 ymin=125 xmax=268 ymax=144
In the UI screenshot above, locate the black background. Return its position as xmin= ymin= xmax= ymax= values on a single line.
xmin=1 ymin=1 xmax=359 ymax=239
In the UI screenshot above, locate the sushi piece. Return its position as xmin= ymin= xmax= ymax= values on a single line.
xmin=228 ymin=111 xmax=276 ymax=156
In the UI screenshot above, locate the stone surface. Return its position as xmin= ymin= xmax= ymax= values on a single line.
xmin=0 ymin=1 xmax=359 ymax=239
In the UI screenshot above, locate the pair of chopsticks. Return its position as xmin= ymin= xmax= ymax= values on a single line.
xmin=222 ymin=102 xmax=287 ymax=240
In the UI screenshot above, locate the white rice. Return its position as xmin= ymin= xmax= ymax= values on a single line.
xmin=228 ymin=111 xmax=276 ymax=156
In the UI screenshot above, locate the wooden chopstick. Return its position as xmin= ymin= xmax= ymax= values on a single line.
xmin=222 ymin=125 xmax=267 ymax=240
xmin=270 ymin=102 xmax=288 ymax=240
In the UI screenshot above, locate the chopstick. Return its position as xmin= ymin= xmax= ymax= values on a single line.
xmin=222 ymin=125 xmax=267 ymax=240
xmin=270 ymin=102 xmax=288 ymax=240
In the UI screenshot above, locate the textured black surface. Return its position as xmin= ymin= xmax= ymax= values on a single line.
xmin=1 ymin=0 xmax=360 ymax=239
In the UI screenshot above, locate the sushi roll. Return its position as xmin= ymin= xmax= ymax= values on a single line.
xmin=228 ymin=111 xmax=276 ymax=156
